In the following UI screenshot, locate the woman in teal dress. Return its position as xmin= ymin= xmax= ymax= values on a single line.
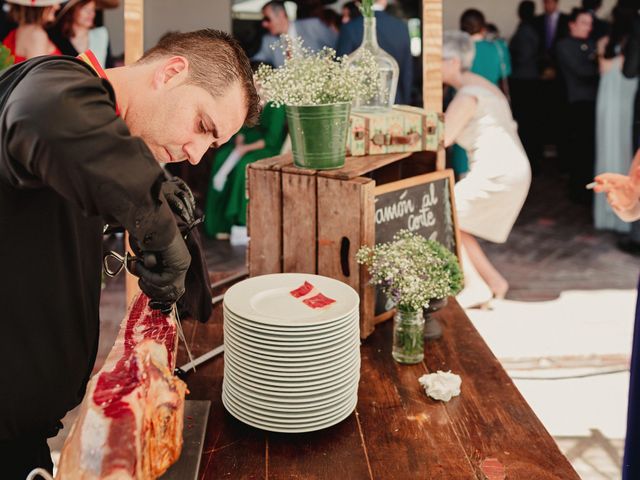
xmin=204 ymin=103 xmax=286 ymax=238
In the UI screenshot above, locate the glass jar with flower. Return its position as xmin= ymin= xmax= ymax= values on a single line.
xmin=356 ymin=231 xmax=463 ymax=364
xmin=256 ymin=37 xmax=379 ymax=170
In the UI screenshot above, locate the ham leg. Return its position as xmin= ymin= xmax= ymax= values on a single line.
xmin=56 ymin=293 xmax=188 ymax=479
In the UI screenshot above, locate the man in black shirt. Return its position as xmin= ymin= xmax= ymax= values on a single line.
xmin=556 ymin=8 xmax=599 ymax=203
xmin=0 ymin=29 xmax=260 ymax=478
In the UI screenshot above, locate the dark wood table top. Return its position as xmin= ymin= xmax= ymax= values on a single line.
xmin=177 ymin=298 xmax=579 ymax=480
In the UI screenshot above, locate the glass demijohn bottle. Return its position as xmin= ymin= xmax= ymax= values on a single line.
xmin=346 ymin=15 xmax=400 ymax=112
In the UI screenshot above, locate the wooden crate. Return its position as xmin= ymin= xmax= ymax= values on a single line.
xmin=247 ymin=0 xmax=445 ymax=339
xmin=248 ymin=152 xmax=443 ymax=338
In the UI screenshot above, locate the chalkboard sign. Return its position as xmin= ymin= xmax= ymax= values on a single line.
xmin=373 ymin=170 xmax=460 ymax=316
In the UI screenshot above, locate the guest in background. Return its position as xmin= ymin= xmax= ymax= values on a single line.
xmin=319 ymin=7 xmax=340 ymax=34
xmin=593 ymin=147 xmax=640 ymax=480
xmin=556 ymin=7 xmax=599 ymax=204
xmin=510 ymin=0 xmax=542 ymax=172
xmin=252 ymin=0 xmax=337 ymax=68
xmin=342 ymin=1 xmax=361 ymax=25
xmin=583 ymin=0 xmax=610 ymax=41
xmin=617 ymin=1 xmax=640 ymax=255
xmin=460 ymin=10 xmax=511 ymax=87
xmin=49 ymin=0 xmax=113 ymax=67
xmin=534 ymin=0 xmax=569 ymax=164
xmin=2 ymin=0 xmax=61 ymax=63
xmin=204 ymin=103 xmax=286 ymax=243
xmin=534 ymin=0 xmax=569 ymax=74
xmin=453 ymin=8 xmax=511 ymax=176
xmin=442 ymin=31 xmax=531 ymax=307
xmin=594 ymin=2 xmax=638 ymax=232
xmin=336 ymin=0 xmax=412 ymax=105
xmin=293 ymin=0 xmax=326 ymax=19
xmin=612 ymin=9 xmax=640 ymax=474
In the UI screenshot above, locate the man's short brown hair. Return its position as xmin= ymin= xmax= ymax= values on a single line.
xmin=138 ymin=29 xmax=261 ymax=127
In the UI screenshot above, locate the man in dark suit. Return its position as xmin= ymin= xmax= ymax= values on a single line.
xmin=510 ymin=0 xmax=542 ymax=170
xmin=533 ymin=0 xmax=570 ymax=76
xmin=336 ymin=0 xmax=413 ymax=105
xmin=556 ymin=7 xmax=599 ymax=204
xmin=532 ymin=0 xmax=570 ymax=172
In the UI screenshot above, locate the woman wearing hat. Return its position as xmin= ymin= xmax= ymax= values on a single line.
xmin=49 ymin=0 xmax=113 ymax=67
xmin=2 ymin=0 xmax=62 ymax=63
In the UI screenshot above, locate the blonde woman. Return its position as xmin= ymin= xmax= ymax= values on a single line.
xmin=443 ymin=31 xmax=531 ymax=307
xmin=3 ymin=0 xmax=61 ymax=63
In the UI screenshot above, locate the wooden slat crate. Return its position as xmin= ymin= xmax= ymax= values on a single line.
xmin=248 ymin=152 xmax=441 ymax=338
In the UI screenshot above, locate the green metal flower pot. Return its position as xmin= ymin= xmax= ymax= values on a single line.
xmin=285 ymin=102 xmax=351 ymax=170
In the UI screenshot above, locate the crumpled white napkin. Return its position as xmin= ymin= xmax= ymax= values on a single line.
xmin=418 ymin=370 xmax=461 ymax=401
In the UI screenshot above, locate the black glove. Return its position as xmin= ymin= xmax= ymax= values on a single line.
xmin=161 ymin=177 xmax=199 ymax=233
xmin=129 ymin=231 xmax=191 ymax=312
xmin=161 ymin=174 xmax=212 ymax=323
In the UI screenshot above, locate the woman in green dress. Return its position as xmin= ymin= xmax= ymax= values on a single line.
xmin=204 ymin=103 xmax=286 ymax=238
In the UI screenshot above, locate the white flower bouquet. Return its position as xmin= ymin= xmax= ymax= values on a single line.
xmin=255 ymin=36 xmax=379 ymax=107
xmin=356 ymin=230 xmax=464 ymax=312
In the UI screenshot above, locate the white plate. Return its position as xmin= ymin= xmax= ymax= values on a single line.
xmin=223 ymin=366 xmax=359 ymax=398
xmin=222 ymin=389 xmax=353 ymax=425
xmin=223 ymin=333 xmax=360 ymax=365
xmin=225 ymin=356 xmax=360 ymax=392
xmin=224 ymin=317 xmax=360 ymax=347
xmin=223 ymin=387 xmax=355 ymax=422
xmin=224 ymin=274 xmax=359 ymax=327
xmin=222 ymin=392 xmax=357 ymax=433
xmin=222 ymin=381 xmax=357 ymax=412
xmin=224 ymin=344 xmax=360 ymax=376
xmin=226 ymin=354 xmax=361 ymax=386
xmin=224 ymin=311 xmax=360 ymax=345
xmin=225 ymin=323 xmax=359 ymax=351
xmin=224 ymin=323 xmax=359 ymax=358
xmin=223 ymin=392 xmax=353 ymax=425
xmin=223 ymin=305 xmax=359 ymax=335
xmin=223 ymin=373 xmax=359 ymax=403
xmin=223 ymin=338 xmax=360 ymax=372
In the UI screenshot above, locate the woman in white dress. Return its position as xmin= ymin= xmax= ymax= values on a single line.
xmin=594 ymin=5 xmax=638 ymax=232
xmin=443 ymin=31 xmax=531 ymax=306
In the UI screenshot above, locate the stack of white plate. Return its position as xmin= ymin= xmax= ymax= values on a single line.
xmin=222 ymin=273 xmax=361 ymax=433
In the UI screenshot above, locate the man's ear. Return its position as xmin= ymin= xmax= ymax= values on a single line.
xmin=153 ymin=56 xmax=189 ymax=89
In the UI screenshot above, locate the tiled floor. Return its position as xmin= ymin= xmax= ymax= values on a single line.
xmin=48 ymin=159 xmax=639 ymax=479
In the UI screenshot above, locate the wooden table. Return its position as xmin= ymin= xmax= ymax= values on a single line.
xmin=177 ymin=298 xmax=579 ymax=479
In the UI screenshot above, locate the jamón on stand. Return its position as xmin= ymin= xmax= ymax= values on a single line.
xmin=56 ymin=293 xmax=187 ymax=479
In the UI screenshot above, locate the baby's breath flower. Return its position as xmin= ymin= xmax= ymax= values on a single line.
xmin=356 ymin=231 xmax=464 ymax=312
xmin=255 ymin=36 xmax=379 ymax=107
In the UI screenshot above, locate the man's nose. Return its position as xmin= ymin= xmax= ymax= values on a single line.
xmin=183 ymin=140 xmax=209 ymax=166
